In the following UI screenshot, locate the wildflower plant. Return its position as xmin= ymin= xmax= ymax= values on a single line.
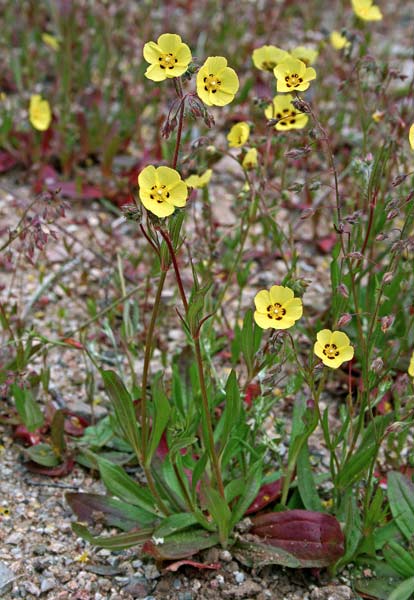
xmin=2 ymin=1 xmax=413 ymax=592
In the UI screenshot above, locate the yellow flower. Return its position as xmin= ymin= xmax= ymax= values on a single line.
xmin=29 ymin=95 xmax=52 ymax=131
xmin=352 ymin=0 xmax=383 ymax=21
xmin=314 ymin=329 xmax=354 ymax=369
xmin=42 ymin=33 xmax=60 ymax=51
xmin=408 ymin=351 xmax=414 ymax=377
xmin=143 ymin=33 xmax=192 ymax=82
xmin=372 ymin=110 xmax=385 ymax=122
xmin=227 ymin=122 xmax=250 ymax=147
xmin=265 ymin=94 xmax=308 ymax=131
xmin=242 ymin=148 xmax=258 ymax=170
xmin=254 ymin=285 xmax=303 ymax=330
xmin=185 ymin=169 xmax=212 ymax=188
xmin=138 ymin=165 xmax=188 ymax=218
xmin=273 ymin=57 xmax=316 ymax=93
xmin=290 ymin=46 xmax=318 ymax=66
xmin=330 ymin=31 xmax=351 ymax=50
xmin=196 ymin=56 xmax=239 ymax=107
xmin=409 ymin=124 xmax=414 ymax=150
xmin=252 ymin=45 xmax=289 ymax=71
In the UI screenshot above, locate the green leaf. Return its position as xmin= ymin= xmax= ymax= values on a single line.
xmin=153 ymin=513 xmax=199 ymax=538
xmin=336 ymin=435 xmax=379 ymax=490
xmin=12 ymin=384 xmax=44 ymax=432
xmin=387 ymin=472 xmax=414 ymax=541
xmin=388 ymin=576 xmax=414 ymax=600
xmin=383 ymin=541 xmax=414 ymax=579
xmin=66 ymin=492 xmax=156 ymax=530
xmin=25 ymin=443 xmax=60 ymax=467
xmin=143 ymin=528 xmax=220 ymax=560
xmin=101 ymin=370 xmax=141 ymax=460
xmin=374 ymin=521 xmax=403 ymax=550
xmin=217 ymin=370 xmax=241 ymax=453
xmin=203 ymin=485 xmax=231 ymax=545
xmin=336 ymin=491 xmax=362 ymax=568
xmin=96 ymin=456 xmax=159 ymax=515
xmin=146 ymin=376 xmax=171 ymax=466
xmin=297 ymin=444 xmax=323 ymax=512
xmin=72 ymin=523 xmax=153 ymax=550
xmin=230 ymin=459 xmax=263 ymax=528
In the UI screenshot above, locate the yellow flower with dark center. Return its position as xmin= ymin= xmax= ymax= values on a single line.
xmin=252 ymin=45 xmax=289 ymax=71
xmin=143 ymin=33 xmax=192 ymax=82
xmin=185 ymin=169 xmax=212 ymax=189
xmin=265 ymin=94 xmax=308 ymax=131
xmin=254 ymin=285 xmax=303 ymax=330
xmin=138 ymin=165 xmax=188 ymax=218
xmin=352 ymin=0 xmax=383 ymax=21
xmin=314 ymin=329 xmax=354 ymax=369
xmin=408 ymin=351 xmax=414 ymax=377
xmin=330 ymin=31 xmax=351 ymax=50
xmin=29 ymin=95 xmax=52 ymax=131
xmin=227 ymin=122 xmax=250 ymax=147
xmin=290 ymin=46 xmax=318 ymax=66
xmin=242 ymin=148 xmax=258 ymax=170
xmin=273 ymin=57 xmax=316 ymax=93
xmin=196 ymin=56 xmax=239 ymax=107
xmin=409 ymin=124 xmax=414 ymax=150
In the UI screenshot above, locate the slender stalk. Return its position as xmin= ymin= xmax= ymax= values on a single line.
xmin=159 ymin=228 xmax=226 ymax=499
xmin=140 ymin=269 xmax=167 ymax=457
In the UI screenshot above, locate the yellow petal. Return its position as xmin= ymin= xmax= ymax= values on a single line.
xmin=138 ymin=165 xmax=157 ymax=188
xmin=316 ymin=329 xmax=333 ymax=345
xmin=269 ymin=285 xmax=294 ymax=305
xmin=330 ymin=330 xmax=351 ymax=348
xmin=254 ymin=311 xmax=273 ymax=330
xmin=157 ymin=166 xmax=182 ymax=186
xmin=242 ymin=148 xmax=258 ymax=169
xmin=143 ymin=41 xmax=162 ymax=63
xmin=408 ymin=351 xmax=414 ymax=377
xmin=157 ymin=33 xmax=183 ymax=53
xmin=254 ymin=290 xmax=271 ymax=312
xmin=203 ymin=56 xmax=228 ymax=73
xmin=409 ymin=124 xmax=414 ymax=150
xmin=227 ymin=122 xmax=250 ymax=148
xmin=283 ymin=298 xmax=303 ymax=320
xmin=141 ymin=196 xmax=175 ymax=218
xmin=168 ymin=180 xmax=188 ymax=207
xmin=290 ymin=46 xmax=318 ymax=65
xmin=145 ymin=63 xmax=167 ymax=82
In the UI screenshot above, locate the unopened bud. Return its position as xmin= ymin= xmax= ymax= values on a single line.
xmin=387 ymin=209 xmax=399 ymax=220
xmin=392 ymin=174 xmax=407 ymax=187
xmin=337 ymin=283 xmax=349 ymax=298
xmin=376 ymin=233 xmax=388 ymax=241
xmin=381 ymin=315 xmax=394 ymax=332
xmin=383 ymin=272 xmax=393 ymax=285
xmin=371 ymin=357 xmax=383 ymax=373
xmin=337 ymin=313 xmax=352 ymax=328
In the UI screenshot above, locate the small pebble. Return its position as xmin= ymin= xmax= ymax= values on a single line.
xmin=234 ymin=571 xmax=245 ymax=584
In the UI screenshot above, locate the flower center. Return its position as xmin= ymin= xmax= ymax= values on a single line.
xmin=149 ymin=184 xmax=170 ymax=203
xmin=276 ymin=107 xmax=298 ymax=126
xmin=323 ymin=343 xmax=340 ymax=360
xmin=158 ymin=52 xmax=178 ymax=70
xmin=203 ymin=73 xmax=222 ymax=94
xmin=266 ymin=303 xmax=286 ymax=321
xmin=284 ymin=73 xmax=304 ymax=89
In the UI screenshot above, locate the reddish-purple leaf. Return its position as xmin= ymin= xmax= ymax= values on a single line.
xmin=26 ymin=456 xmax=75 ymax=477
xmin=164 ymin=560 xmax=221 ymax=572
xmin=63 ymin=412 xmax=89 ymax=436
xmin=0 ymin=151 xmax=17 ymax=173
xmin=245 ymin=479 xmax=283 ymax=515
xmin=13 ymin=424 xmax=42 ymax=446
xmin=250 ymin=509 xmax=344 ymax=567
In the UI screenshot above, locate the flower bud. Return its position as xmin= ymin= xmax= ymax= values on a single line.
xmin=337 ymin=313 xmax=352 ymax=328
xmin=383 ymin=272 xmax=393 ymax=285
xmin=370 ymin=357 xmax=383 ymax=373
xmin=381 ymin=315 xmax=393 ymax=332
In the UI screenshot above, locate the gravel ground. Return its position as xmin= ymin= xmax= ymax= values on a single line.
xmin=0 ymin=429 xmax=356 ymax=600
